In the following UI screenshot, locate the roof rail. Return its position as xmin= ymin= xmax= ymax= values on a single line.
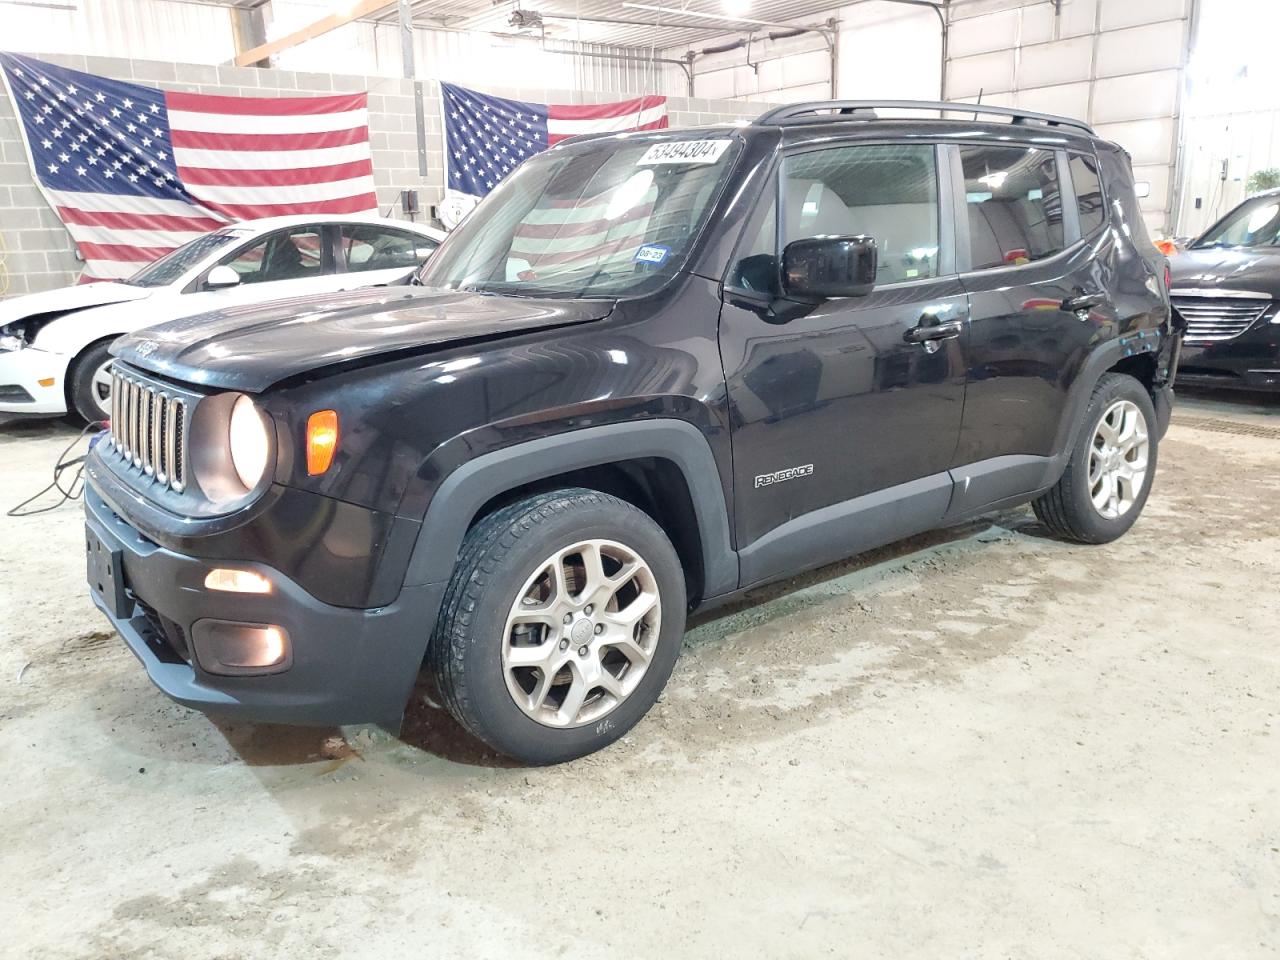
xmin=754 ymin=100 xmax=1095 ymax=136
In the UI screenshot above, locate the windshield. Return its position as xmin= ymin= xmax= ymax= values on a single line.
xmin=1195 ymin=196 xmax=1280 ymax=249
xmin=126 ymin=230 xmax=244 ymax=288
xmin=417 ymin=135 xmax=742 ymax=298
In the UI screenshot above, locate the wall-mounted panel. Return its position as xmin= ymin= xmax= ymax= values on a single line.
xmin=947 ymin=10 xmax=1021 ymax=59
xmin=947 ymin=49 xmax=1017 ymax=100
xmin=1055 ymin=0 xmax=1102 ymax=38
xmin=1099 ymin=0 xmax=1187 ymax=31
xmin=1018 ymin=36 xmax=1095 ymax=90
xmin=1015 ymin=82 xmax=1091 ymax=120
xmin=1094 ymin=117 xmax=1178 ymax=165
xmin=1091 ymin=70 xmax=1180 ymax=125
xmin=1131 ymin=164 xmax=1172 ymax=213
xmin=1095 ymin=20 xmax=1185 ymax=77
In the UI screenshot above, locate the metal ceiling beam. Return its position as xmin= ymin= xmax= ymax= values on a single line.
xmin=233 ymin=0 xmax=398 ymax=66
xmin=622 ymin=2 xmax=835 ymax=35
xmin=537 ymin=11 xmax=732 ymax=36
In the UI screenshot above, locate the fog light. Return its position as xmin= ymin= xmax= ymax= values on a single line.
xmin=204 ymin=568 xmax=271 ymax=593
xmin=192 ymin=620 xmax=291 ymax=676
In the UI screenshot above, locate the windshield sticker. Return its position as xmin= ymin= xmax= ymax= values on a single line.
xmin=634 ymin=244 xmax=670 ymax=265
xmin=637 ymin=140 xmax=732 ymax=166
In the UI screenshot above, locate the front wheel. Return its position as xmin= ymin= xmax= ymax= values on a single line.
xmin=430 ymin=488 xmax=686 ymax=764
xmin=68 ymin=340 xmax=115 ymax=424
xmin=1033 ymin=372 xmax=1158 ymax=543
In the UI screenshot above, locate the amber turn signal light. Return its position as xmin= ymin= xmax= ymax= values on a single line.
xmin=306 ymin=409 xmax=339 ymax=476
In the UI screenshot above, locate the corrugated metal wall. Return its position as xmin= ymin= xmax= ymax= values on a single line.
xmin=944 ymin=0 xmax=1192 ymax=237
xmin=679 ymin=1 xmax=941 ymax=105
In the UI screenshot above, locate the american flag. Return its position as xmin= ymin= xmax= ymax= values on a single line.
xmin=0 ymin=52 xmax=378 ymax=281
xmin=441 ymin=81 xmax=667 ymax=199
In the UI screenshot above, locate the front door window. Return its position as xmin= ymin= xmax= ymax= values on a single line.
xmin=220 ymin=227 xmax=325 ymax=285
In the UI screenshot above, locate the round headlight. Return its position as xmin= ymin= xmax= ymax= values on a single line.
xmin=228 ymin=395 xmax=271 ymax=490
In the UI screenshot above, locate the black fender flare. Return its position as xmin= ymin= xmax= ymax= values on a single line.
xmin=1044 ymin=333 xmax=1162 ymax=488
xmin=402 ymin=419 xmax=740 ymax=599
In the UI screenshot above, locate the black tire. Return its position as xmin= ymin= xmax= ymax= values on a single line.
xmin=430 ymin=488 xmax=687 ymax=765
xmin=68 ymin=340 xmax=115 ymax=424
xmin=1033 ymin=372 xmax=1158 ymax=544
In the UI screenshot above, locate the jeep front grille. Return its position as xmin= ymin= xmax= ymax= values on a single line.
xmin=1173 ymin=295 xmax=1272 ymax=343
xmin=108 ymin=370 xmax=187 ymax=492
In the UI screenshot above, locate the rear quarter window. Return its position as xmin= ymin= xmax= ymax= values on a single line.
xmin=1069 ymin=153 xmax=1107 ymax=237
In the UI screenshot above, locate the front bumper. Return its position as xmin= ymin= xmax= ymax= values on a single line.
xmin=0 ymin=347 xmax=69 ymax=415
xmin=85 ymin=483 xmax=445 ymax=726
xmin=1178 ymin=326 xmax=1280 ymax=391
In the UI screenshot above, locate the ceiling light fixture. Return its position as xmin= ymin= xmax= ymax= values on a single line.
xmin=508 ymin=7 xmax=544 ymax=30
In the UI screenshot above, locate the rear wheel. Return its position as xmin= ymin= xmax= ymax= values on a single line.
xmin=1033 ymin=372 xmax=1158 ymax=543
xmin=430 ymin=488 xmax=686 ymax=764
xmin=68 ymin=341 xmax=115 ymax=424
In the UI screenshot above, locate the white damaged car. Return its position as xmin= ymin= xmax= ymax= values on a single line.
xmin=0 ymin=214 xmax=446 ymax=421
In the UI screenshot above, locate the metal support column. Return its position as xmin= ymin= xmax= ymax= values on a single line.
xmin=399 ymin=0 xmax=428 ymax=177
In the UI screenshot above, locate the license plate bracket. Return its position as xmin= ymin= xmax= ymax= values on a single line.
xmin=86 ymin=526 xmax=129 ymax=619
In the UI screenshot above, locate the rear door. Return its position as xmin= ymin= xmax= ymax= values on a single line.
xmin=719 ymin=139 xmax=969 ymax=586
xmin=947 ymin=141 xmax=1115 ymax=514
xmin=336 ymin=223 xmax=440 ymax=287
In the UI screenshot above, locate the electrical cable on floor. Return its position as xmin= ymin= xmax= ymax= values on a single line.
xmin=7 ymin=421 xmax=108 ymax=517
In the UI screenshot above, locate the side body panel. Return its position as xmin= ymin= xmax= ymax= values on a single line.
xmin=721 ymin=278 xmax=969 ymax=584
xmin=947 ymin=141 xmax=1172 ymax=517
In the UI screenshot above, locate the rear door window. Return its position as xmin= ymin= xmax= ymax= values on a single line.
xmin=960 ymin=145 xmax=1065 ymax=270
xmin=341 ymin=225 xmax=438 ymax=273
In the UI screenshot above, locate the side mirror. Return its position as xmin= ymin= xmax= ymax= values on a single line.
xmin=205 ymin=265 xmax=241 ymax=290
xmin=782 ymin=235 xmax=877 ymax=300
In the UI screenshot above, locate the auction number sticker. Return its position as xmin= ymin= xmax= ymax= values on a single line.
xmin=637 ymin=140 xmax=733 ymax=165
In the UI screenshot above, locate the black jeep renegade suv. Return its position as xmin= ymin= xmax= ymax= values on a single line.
xmin=84 ymin=101 xmax=1177 ymax=764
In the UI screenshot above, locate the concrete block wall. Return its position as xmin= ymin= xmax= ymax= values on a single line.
xmin=0 ymin=52 xmax=775 ymax=297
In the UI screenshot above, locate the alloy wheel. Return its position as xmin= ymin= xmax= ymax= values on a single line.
xmin=90 ymin=360 xmax=114 ymax=419
xmin=1088 ymin=399 xmax=1149 ymax=520
xmin=501 ymin=538 xmax=661 ymax=729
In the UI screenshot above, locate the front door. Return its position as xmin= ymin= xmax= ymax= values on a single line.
xmin=720 ymin=141 xmax=968 ymax=586
xmin=198 ymin=224 xmax=344 ymax=306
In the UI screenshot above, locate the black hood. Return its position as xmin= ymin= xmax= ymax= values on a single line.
xmin=1170 ymin=247 xmax=1280 ymax=297
xmin=111 ymin=286 xmax=615 ymax=392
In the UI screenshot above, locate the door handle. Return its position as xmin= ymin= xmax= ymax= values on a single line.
xmin=1062 ymin=291 xmax=1107 ymax=313
xmin=903 ymin=318 xmax=964 ymax=344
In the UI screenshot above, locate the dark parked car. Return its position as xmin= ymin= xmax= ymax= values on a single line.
xmin=84 ymin=100 xmax=1176 ymax=764
xmin=1172 ymin=190 xmax=1280 ymax=391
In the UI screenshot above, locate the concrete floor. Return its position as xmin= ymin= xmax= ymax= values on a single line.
xmin=1 ymin=388 xmax=1278 ymax=959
